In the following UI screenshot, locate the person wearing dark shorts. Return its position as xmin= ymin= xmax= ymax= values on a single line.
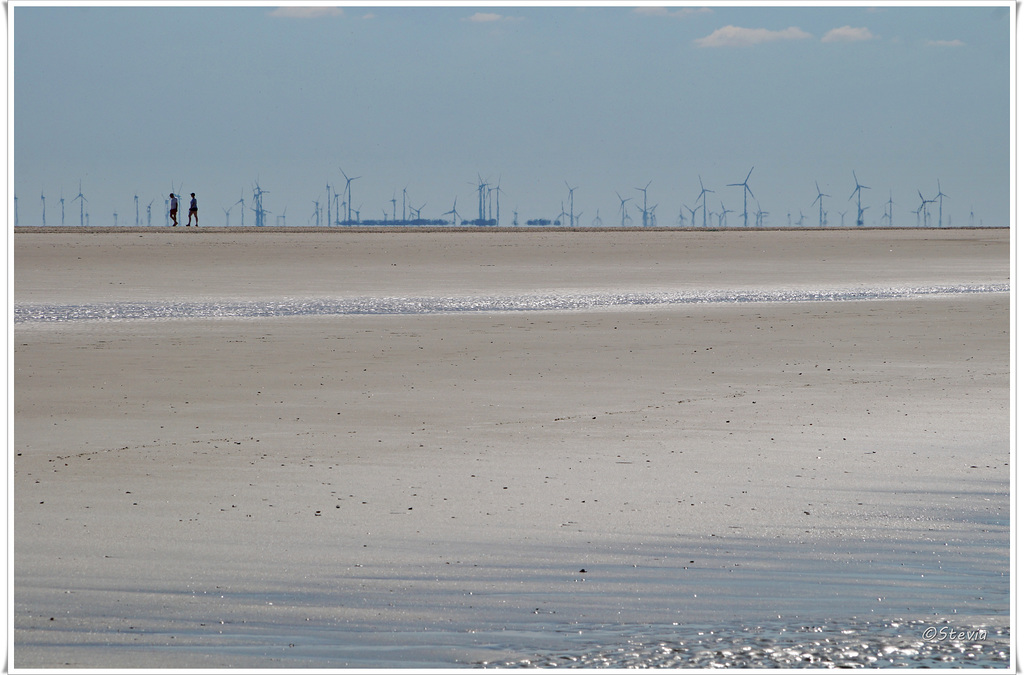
xmin=187 ymin=193 xmax=198 ymax=226
xmin=169 ymin=193 xmax=178 ymax=226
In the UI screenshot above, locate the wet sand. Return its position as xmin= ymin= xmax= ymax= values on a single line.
xmin=12 ymin=229 xmax=1011 ymax=667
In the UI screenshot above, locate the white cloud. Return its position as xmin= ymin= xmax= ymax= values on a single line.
xmin=821 ymin=26 xmax=877 ymax=43
xmin=927 ymin=39 xmax=966 ymax=47
xmin=694 ymin=25 xmax=811 ymax=48
xmin=634 ymin=7 xmax=712 ymax=18
xmin=268 ymin=7 xmax=344 ymax=19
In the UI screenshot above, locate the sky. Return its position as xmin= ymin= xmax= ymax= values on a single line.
xmin=10 ymin=1 xmax=1014 ymax=228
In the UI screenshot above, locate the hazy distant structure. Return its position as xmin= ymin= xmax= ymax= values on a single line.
xmin=340 ymin=168 xmax=360 ymax=224
xmin=795 ymin=211 xmax=806 ymax=227
xmin=113 ymin=210 xmax=118 ymax=227
xmin=934 ymin=180 xmax=949 ymax=228
xmin=727 ymin=167 xmax=755 ymax=227
xmin=13 ymin=193 xmax=18 ymax=227
xmin=147 ymin=199 xmax=154 ymax=227
xmin=838 ymin=210 xmax=847 ymax=227
xmin=133 ymin=194 xmax=140 ymax=227
xmin=883 ymin=190 xmax=895 ymax=227
xmin=40 ymin=189 xmax=46 ymax=226
xmin=72 ymin=181 xmax=87 ymax=227
xmin=276 ymin=207 xmax=287 ymax=227
xmin=592 ymin=209 xmax=603 ymax=227
xmin=616 ymin=192 xmax=633 ymax=227
xmin=59 ymin=190 xmax=65 ymax=226
xmin=812 ymin=181 xmax=829 ymax=228
xmin=648 ymin=204 xmax=658 ymax=227
xmin=635 ymin=181 xmax=652 ymax=227
xmin=696 ymin=176 xmax=714 ymax=228
xmin=849 ymin=171 xmax=870 ymax=226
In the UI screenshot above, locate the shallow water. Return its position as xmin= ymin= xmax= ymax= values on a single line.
xmin=13 ymin=283 xmax=1010 ymax=323
xmin=487 ymin=618 xmax=1010 ymax=668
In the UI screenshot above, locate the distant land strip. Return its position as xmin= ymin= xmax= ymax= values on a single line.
xmin=12 ymin=226 xmax=1009 ymax=234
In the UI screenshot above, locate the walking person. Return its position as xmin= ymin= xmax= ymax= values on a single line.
xmin=169 ymin=193 xmax=178 ymax=226
xmin=187 ymin=193 xmax=198 ymax=226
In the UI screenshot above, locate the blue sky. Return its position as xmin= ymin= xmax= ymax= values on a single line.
xmin=11 ymin=2 xmax=1014 ymax=227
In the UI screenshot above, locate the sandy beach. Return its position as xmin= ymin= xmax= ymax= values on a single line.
xmin=12 ymin=228 xmax=1011 ymax=668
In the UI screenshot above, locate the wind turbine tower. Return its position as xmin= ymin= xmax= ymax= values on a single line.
xmin=727 ymin=167 xmax=755 ymax=227
xmin=616 ymin=192 xmax=632 ymax=227
xmin=849 ymin=171 xmax=870 ymax=226
xmin=696 ymin=176 xmax=714 ymax=228
xmin=565 ymin=182 xmax=578 ymax=228
xmin=40 ymin=189 xmax=46 ymax=227
xmin=934 ymin=180 xmax=949 ymax=228
xmin=134 ymin=193 xmax=139 ymax=227
xmin=60 ymin=190 xmax=65 ymax=226
xmin=812 ymin=181 xmax=829 ymax=228
xmin=635 ymin=180 xmax=651 ymax=227
xmin=340 ymin=168 xmax=360 ymax=224
xmin=683 ymin=203 xmax=698 ymax=229
xmin=72 ymin=181 xmax=87 ymax=227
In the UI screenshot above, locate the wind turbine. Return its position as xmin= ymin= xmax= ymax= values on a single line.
xmin=565 ymin=181 xmax=578 ymax=228
xmin=916 ymin=190 xmax=935 ymax=227
xmin=234 ymin=193 xmax=246 ymax=227
xmin=492 ymin=178 xmax=504 ymax=225
xmin=325 ymin=183 xmax=332 ymax=226
xmin=443 ymin=196 xmax=460 ymax=225
xmin=615 ymin=191 xmax=633 ymax=227
xmin=717 ymin=200 xmax=733 ymax=227
xmin=755 ymin=201 xmax=768 ymax=228
xmin=40 ymin=189 xmax=46 ymax=226
xmin=795 ymin=211 xmax=806 ymax=227
xmin=883 ymin=190 xmax=895 ymax=227
xmin=59 ymin=190 xmax=65 ymax=226
xmin=13 ymin=193 xmax=17 ymax=227
xmin=72 ymin=181 xmax=87 ymax=227
xmin=727 ymin=167 xmax=755 ymax=227
xmin=635 ymin=180 xmax=651 ymax=227
xmin=683 ymin=203 xmax=698 ymax=229
xmin=812 ymin=181 xmax=830 ymax=228
xmin=339 ymin=168 xmax=360 ymax=223
xmin=696 ymin=176 xmax=714 ymax=228
xmin=592 ymin=209 xmax=603 ymax=227
xmin=133 ymin=193 xmax=139 ymax=227
xmin=849 ymin=171 xmax=870 ymax=226
xmin=226 ymin=204 xmax=235 ymax=227
xmin=251 ymin=181 xmax=269 ymax=227
xmin=934 ymin=180 xmax=949 ymax=228
xmin=146 ymin=199 xmax=154 ymax=227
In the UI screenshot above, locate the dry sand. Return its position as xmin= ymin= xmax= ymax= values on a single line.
xmin=12 ymin=229 xmax=1011 ymax=668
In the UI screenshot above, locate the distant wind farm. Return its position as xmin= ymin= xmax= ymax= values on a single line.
xmin=16 ymin=167 xmax=997 ymax=229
